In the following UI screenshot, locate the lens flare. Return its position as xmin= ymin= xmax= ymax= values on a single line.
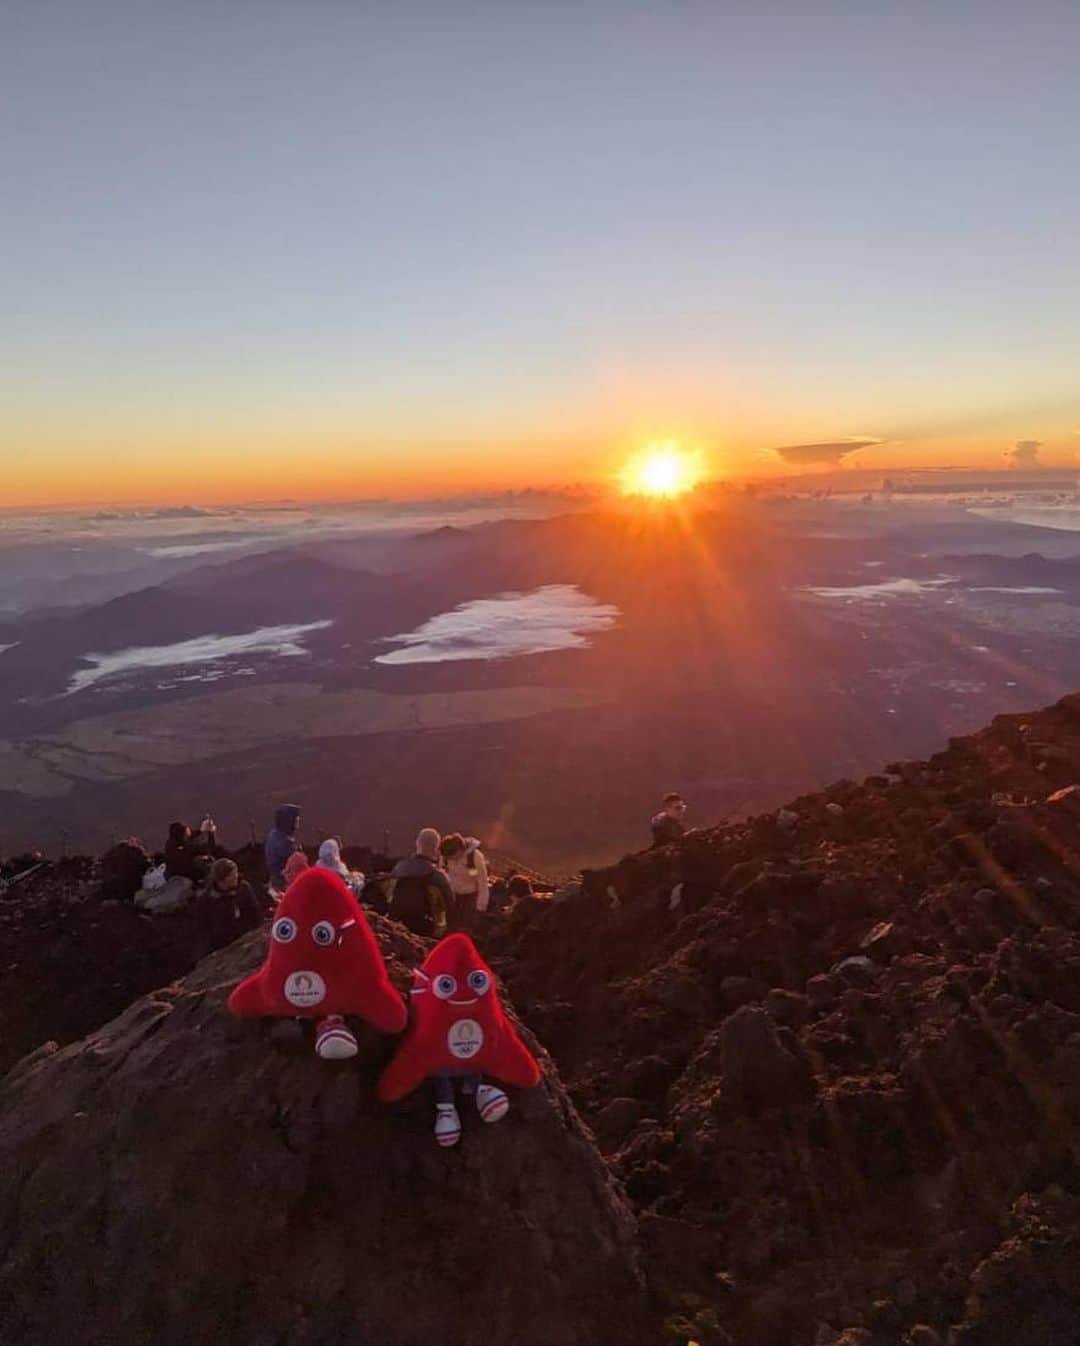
xmin=620 ymin=441 xmax=704 ymax=498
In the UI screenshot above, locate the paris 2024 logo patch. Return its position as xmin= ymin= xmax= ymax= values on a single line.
xmin=447 ymin=1018 xmax=484 ymax=1061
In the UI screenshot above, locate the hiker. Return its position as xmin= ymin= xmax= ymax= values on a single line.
xmin=439 ymin=833 xmax=490 ymax=933
xmin=196 ymin=858 xmax=265 ymax=952
xmin=361 ymin=871 xmax=392 ymax=915
xmin=387 ymin=828 xmax=453 ymax=939
xmin=377 ymin=934 xmax=541 ymax=1146
xmin=265 ymin=804 xmax=301 ymax=892
xmin=650 ymin=793 xmax=687 ymax=847
xmin=507 ymin=873 xmax=534 ymax=903
xmin=283 ymin=850 xmax=310 ymax=887
xmin=317 ymin=838 xmax=365 ymax=900
xmin=487 ymin=876 xmax=511 ymax=913
xmin=164 ymin=820 xmax=215 ymax=882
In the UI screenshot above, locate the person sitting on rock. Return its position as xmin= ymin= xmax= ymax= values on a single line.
xmin=360 ymin=871 xmax=392 ymax=915
xmin=439 ymin=833 xmax=489 ymax=933
xmin=387 ymin=828 xmax=453 ymax=939
xmin=164 ymin=820 xmax=215 ymax=883
xmin=283 ymin=850 xmax=310 ymax=888
xmin=317 ymin=838 xmax=365 ymax=900
xmin=197 ymin=858 xmax=265 ymax=952
xmin=265 ymin=804 xmax=301 ymax=894
xmin=486 ymin=877 xmax=511 ymax=914
xmin=650 ymin=793 xmax=687 ymax=848
xmin=507 ymin=874 xmax=534 ymax=904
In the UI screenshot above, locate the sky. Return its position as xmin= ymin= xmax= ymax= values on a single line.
xmin=3 ymin=1 xmax=1080 ymax=506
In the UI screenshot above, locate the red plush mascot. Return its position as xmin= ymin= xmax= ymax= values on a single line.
xmin=228 ymin=868 xmax=405 ymax=1059
xmin=377 ymin=933 xmax=541 ymax=1146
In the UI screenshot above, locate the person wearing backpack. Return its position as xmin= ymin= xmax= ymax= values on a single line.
xmin=387 ymin=828 xmax=453 ymax=939
xmin=439 ymin=833 xmax=490 ymax=934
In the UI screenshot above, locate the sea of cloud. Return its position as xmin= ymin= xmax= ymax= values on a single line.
xmin=376 ymin=585 xmax=619 ymax=665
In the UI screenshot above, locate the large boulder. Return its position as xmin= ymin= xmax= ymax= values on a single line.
xmin=0 ymin=924 xmax=650 ymax=1346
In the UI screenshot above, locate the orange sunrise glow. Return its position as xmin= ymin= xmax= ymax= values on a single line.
xmin=620 ymin=443 xmax=705 ymax=499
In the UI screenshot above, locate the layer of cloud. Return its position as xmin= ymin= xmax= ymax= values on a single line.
xmin=68 ymin=621 xmax=333 ymax=695
xmin=1005 ymin=439 xmax=1042 ymax=467
xmin=773 ymin=437 xmax=882 ymax=467
xmin=376 ymin=585 xmax=618 ymax=665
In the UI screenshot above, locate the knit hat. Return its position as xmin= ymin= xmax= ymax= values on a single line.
xmin=317 ymin=839 xmax=349 ymax=876
xmin=283 ymin=850 xmax=310 ymax=885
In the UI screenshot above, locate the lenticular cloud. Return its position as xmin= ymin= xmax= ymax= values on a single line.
xmin=375 ymin=585 xmax=619 ymax=665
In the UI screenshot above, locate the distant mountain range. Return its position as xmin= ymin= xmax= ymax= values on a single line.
xmin=1 ymin=503 xmax=1079 ymax=865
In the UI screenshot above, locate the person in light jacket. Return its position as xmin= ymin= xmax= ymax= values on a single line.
xmin=439 ymin=833 xmax=490 ymax=934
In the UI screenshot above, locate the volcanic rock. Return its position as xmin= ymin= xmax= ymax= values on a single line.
xmin=714 ymin=1005 xmax=814 ymax=1113
xmin=10 ymin=691 xmax=1080 ymax=1344
xmin=0 ymin=925 xmax=649 ymax=1346
xmin=490 ymin=690 xmax=1080 ymax=1344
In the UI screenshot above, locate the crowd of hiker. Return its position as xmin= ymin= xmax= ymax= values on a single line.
xmin=122 ymin=787 xmax=686 ymax=960
xmin=263 ymin=806 xmax=493 ymax=939
xmin=69 ymin=789 xmax=685 ymax=1145
xmin=384 ymin=828 xmax=490 ymax=938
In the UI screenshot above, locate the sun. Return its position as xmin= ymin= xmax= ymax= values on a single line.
xmin=620 ymin=441 xmax=703 ymax=498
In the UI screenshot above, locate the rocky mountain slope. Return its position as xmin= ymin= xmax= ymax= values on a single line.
xmin=488 ymin=692 xmax=1080 ymax=1344
xmin=4 ymin=693 xmax=1080 ymax=1344
xmin=0 ymin=919 xmax=648 ymax=1346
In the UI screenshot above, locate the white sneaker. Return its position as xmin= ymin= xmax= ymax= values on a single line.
xmin=434 ymin=1103 xmax=462 ymax=1147
xmin=476 ymin=1083 xmax=509 ymax=1124
xmin=315 ymin=1015 xmax=358 ymax=1060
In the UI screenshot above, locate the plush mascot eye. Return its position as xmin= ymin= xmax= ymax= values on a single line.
xmin=433 ymin=974 xmax=457 ymax=999
xmin=467 ymin=969 xmax=491 ymax=995
xmin=311 ymin=921 xmax=335 ymax=946
xmin=272 ymin=917 xmax=297 ymax=943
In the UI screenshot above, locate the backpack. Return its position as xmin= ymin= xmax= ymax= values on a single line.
xmin=388 ymin=875 xmax=443 ymax=936
xmin=135 ymin=874 xmax=194 ymax=915
xmin=141 ymin=863 xmax=167 ymax=893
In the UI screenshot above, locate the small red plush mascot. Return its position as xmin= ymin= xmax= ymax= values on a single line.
xmin=228 ymin=868 xmax=405 ymax=1058
xmin=377 ymin=933 xmax=541 ymax=1146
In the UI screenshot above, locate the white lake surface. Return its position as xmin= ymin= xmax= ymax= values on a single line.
xmin=803 ymin=576 xmax=1067 ymax=603
xmin=148 ymin=539 xmax=255 ymax=558
xmin=801 ymin=577 xmax=957 ymax=600
xmin=68 ymin=620 xmax=332 ymax=694
xmin=376 ymin=585 xmax=619 ymax=665
xmin=969 ymin=586 xmax=1064 ymax=595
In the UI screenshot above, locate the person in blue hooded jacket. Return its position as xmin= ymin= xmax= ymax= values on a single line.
xmin=265 ymin=804 xmax=301 ymax=893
